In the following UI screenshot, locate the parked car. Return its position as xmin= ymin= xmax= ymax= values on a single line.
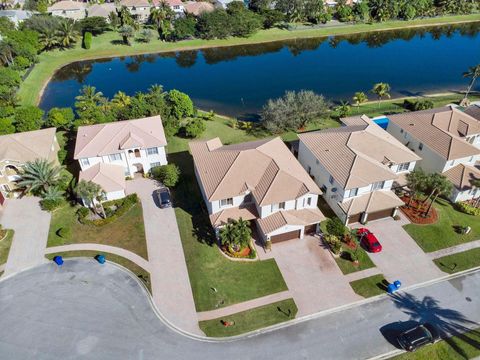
xmin=357 ymin=228 xmax=382 ymax=253
xmin=155 ymin=188 xmax=171 ymax=208
xmin=396 ymin=322 xmax=439 ymax=352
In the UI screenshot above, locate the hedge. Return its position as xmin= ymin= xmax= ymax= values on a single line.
xmin=83 ymin=32 xmax=92 ymax=50
xmin=77 ymin=194 xmax=138 ymax=226
xmin=456 ymin=202 xmax=480 ymax=216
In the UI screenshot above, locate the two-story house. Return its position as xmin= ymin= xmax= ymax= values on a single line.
xmin=48 ymin=0 xmax=87 ymax=20
xmin=0 ymin=128 xmax=59 ymax=203
xmin=74 ymin=116 xmax=167 ymax=201
xmin=298 ymin=116 xmax=421 ymax=225
xmin=118 ymin=0 xmax=152 ymax=22
xmin=189 ymin=137 xmax=325 ymax=244
xmin=155 ymin=0 xmax=186 ymax=15
xmin=386 ymin=107 xmax=480 ymax=202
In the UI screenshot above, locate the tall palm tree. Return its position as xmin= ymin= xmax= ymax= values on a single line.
xmin=372 ymin=82 xmax=391 ymax=107
xmin=56 ymin=19 xmax=79 ymax=48
xmin=425 ymin=175 xmax=453 ymax=216
xmin=112 ymin=91 xmax=131 ymax=107
xmin=75 ymin=85 xmax=104 ymax=110
xmin=149 ymin=3 xmax=174 ymax=40
xmin=149 ymin=84 xmax=165 ymax=97
xmin=461 ymin=64 xmax=480 ymax=106
xmin=17 ymin=159 xmax=63 ymax=195
xmin=220 ymin=218 xmax=251 ymax=252
xmin=75 ymin=180 xmax=106 ymax=218
xmin=353 ymin=91 xmax=368 ymax=108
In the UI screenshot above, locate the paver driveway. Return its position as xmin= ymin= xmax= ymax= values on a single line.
xmin=259 ymin=235 xmax=361 ymax=316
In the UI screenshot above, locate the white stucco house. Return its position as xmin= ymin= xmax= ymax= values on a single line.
xmin=189 ymin=137 xmax=325 ymax=244
xmin=297 ymin=115 xmax=421 ymax=225
xmin=48 ymin=0 xmax=87 ymax=20
xmin=74 ymin=115 xmax=168 ymax=202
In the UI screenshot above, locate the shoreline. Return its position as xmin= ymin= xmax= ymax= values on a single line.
xmin=26 ymin=15 xmax=480 ymax=107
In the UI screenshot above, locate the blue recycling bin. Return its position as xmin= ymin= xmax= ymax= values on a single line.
xmin=394 ymin=280 xmax=402 ymax=289
xmin=53 ymin=256 xmax=64 ymax=266
xmin=95 ymin=254 xmax=106 ymax=264
xmin=387 ymin=284 xmax=397 ymax=294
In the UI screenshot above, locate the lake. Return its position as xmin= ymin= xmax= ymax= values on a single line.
xmin=40 ymin=22 xmax=480 ymax=118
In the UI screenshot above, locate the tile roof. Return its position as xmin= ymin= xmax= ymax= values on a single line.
xmin=443 ymin=163 xmax=480 ymax=191
xmin=464 ymin=104 xmax=480 ymax=121
xmin=184 ymin=1 xmax=214 ymax=15
xmin=298 ymin=116 xmax=420 ymax=189
xmin=0 ymin=128 xmax=58 ymax=164
xmin=119 ymin=0 xmax=151 ymax=7
xmin=87 ymin=3 xmax=116 ymax=17
xmin=338 ymin=190 xmax=404 ymax=216
xmin=48 ymin=0 xmax=87 ymax=11
xmin=79 ymin=163 xmax=126 ymax=193
xmin=388 ymin=107 xmax=480 ymax=160
xmin=74 ymin=116 xmax=167 ymax=159
xmin=189 ymin=137 xmax=321 ymax=204
xmin=257 ymin=208 xmax=325 ymax=235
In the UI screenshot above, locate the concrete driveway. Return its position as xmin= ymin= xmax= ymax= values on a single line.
xmin=259 ymin=236 xmax=361 ymax=317
xmin=354 ymin=214 xmax=444 ymax=286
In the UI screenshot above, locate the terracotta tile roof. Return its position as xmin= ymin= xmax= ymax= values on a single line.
xmin=209 ymin=204 xmax=258 ymax=227
xmin=184 ymin=1 xmax=214 ymax=15
xmin=87 ymin=3 xmax=116 ymax=17
xmin=0 ymin=128 xmax=59 ymax=164
xmin=388 ymin=107 xmax=480 ymax=160
xmin=189 ymin=137 xmax=321 ymax=204
xmin=48 ymin=0 xmax=86 ymax=11
xmin=74 ymin=116 xmax=167 ymax=159
xmin=79 ymin=163 xmax=126 ymax=193
xmin=298 ymin=116 xmax=420 ymax=189
xmin=257 ymin=208 xmax=325 ymax=235
xmin=464 ymin=104 xmax=480 ymax=121
xmin=338 ymin=190 xmax=404 ymax=216
xmin=443 ymin=163 xmax=480 ymax=191
xmin=163 ymin=0 xmax=184 ymax=6
xmin=119 ymin=0 xmax=151 ymax=7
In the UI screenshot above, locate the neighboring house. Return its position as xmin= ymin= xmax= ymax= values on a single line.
xmin=48 ymin=0 xmax=87 ymax=20
xmin=464 ymin=103 xmax=480 ymax=122
xmin=0 ymin=128 xmax=59 ymax=200
xmin=86 ymin=3 xmax=116 ymax=18
xmin=184 ymin=1 xmax=214 ymax=16
xmin=118 ymin=0 xmax=152 ymax=22
xmin=74 ymin=116 xmax=168 ymax=201
xmin=0 ymin=10 xmax=35 ymax=26
xmin=443 ymin=163 xmax=480 ymax=203
xmin=189 ymin=137 xmax=325 ymax=244
xmin=161 ymin=0 xmax=185 ymax=15
xmin=298 ymin=115 xmax=421 ymax=225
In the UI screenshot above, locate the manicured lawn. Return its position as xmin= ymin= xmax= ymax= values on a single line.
xmin=45 ymin=250 xmax=151 ymax=293
xmin=335 ymin=246 xmax=376 ymax=275
xmin=434 ymin=248 xmax=480 ymax=274
xmin=349 ymin=274 xmax=387 ymax=298
xmin=403 ymin=198 xmax=480 ymax=253
xmin=392 ymin=327 xmax=480 ymax=360
xmin=0 ymin=230 xmax=14 ymax=266
xmin=47 ymin=201 xmax=148 ymax=259
xmin=199 ymin=298 xmax=297 ymax=337
xmin=19 ymin=14 xmax=480 ymax=107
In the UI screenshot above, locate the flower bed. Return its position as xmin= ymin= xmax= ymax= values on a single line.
xmin=456 ymin=202 xmax=480 ymax=216
xmin=400 ymin=196 xmax=438 ymax=225
xmin=222 ymin=242 xmax=257 ymax=260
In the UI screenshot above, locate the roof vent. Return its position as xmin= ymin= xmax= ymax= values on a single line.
xmin=409 ymin=123 xmax=414 ymax=126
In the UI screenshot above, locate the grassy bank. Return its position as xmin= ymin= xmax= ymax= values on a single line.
xmin=19 ymin=14 xmax=480 ymax=106
xmin=199 ymin=298 xmax=297 ymax=337
xmin=434 ymin=248 xmax=480 ymax=274
xmin=349 ymin=274 xmax=387 ymax=298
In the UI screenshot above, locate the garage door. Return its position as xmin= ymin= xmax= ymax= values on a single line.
xmin=347 ymin=213 xmax=362 ymax=225
xmin=367 ymin=208 xmax=394 ymax=221
xmin=270 ymin=230 xmax=301 ymax=243
xmin=304 ymin=224 xmax=318 ymax=235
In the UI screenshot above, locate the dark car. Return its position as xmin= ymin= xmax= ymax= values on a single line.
xmin=396 ymin=323 xmax=439 ymax=352
xmin=155 ymin=188 xmax=171 ymax=208
xmin=357 ymin=228 xmax=382 ymax=253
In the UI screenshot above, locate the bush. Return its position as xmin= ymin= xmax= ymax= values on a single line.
xmin=150 ymin=164 xmax=181 ymax=187
xmin=185 ymin=118 xmax=206 ymax=138
xmin=326 ymin=217 xmax=347 ymax=237
xmin=47 ymin=107 xmax=75 ymax=128
xmin=83 ymin=31 xmax=92 ymax=49
xmin=456 ymin=202 xmax=480 ymax=216
xmin=78 ymin=194 xmax=138 ymax=226
xmin=40 ymin=198 xmax=64 ymax=211
xmin=403 ymin=98 xmax=435 ymax=111
xmin=166 ymin=90 xmax=194 ymax=119
xmin=13 ymin=56 xmax=31 ymax=71
xmin=14 ymin=105 xmax=44 ymax=132
xmin=324 ymin=234 xmax=342 ymax=255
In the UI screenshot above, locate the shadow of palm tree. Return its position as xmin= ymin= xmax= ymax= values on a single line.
xmin=390 ymin=292 xmax=480 ymax=358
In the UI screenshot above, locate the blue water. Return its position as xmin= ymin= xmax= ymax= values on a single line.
xmin=373 ymin=117 xmax=389 ymax=129
xmin=40 ymin=23 xmax=480 ymax=117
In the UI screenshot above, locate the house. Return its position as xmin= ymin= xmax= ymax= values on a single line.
xmin=160 ymin=0 xmax=186 ymax=15
xmin=86 ymin=3 xmax=117 ymax=18
xmin=189 ymin=137 xmax=325 ymax=244
xmin=74 ymin=116 xmax=168 ymax=201
xmin=184 ymin=1 xmax=214 ymax=16
xmin=0 ymin=10 xmax=35 ymax=26
xmin=48 ymin=0 xmax=87 ymax=20
xmin=0 ymin=128 xmax=59 ymax=200
xmin=443 ymin=163 xmax=480 ymax=203
xmin=298 ymin=116 xmax=421 ymax=225
xmin=464 ymin=103 xmax=480 ymax=122
xmin=118 ymin=0 xmax=152 ymax=22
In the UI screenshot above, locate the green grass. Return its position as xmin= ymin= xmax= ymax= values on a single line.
xmin=199 ymin=298 xmax=297 ymax=337
xmin=349 ymin=274 xmax=387 ymax=298
xmin=434 ymin=248 xmax=480 ymax=274
xmin=403 ymin=198 xmax=480 ymax=253
xmin=18 ymin=14 xmax=480 ymax=107
xmin=45 ymin=250 xmax=151 ymax=293
xmin=47 ymin=201 xmax=148 ymax=259
xmin=0 ymin=230 xmax=14 ymax=266
xmin=392 ymin=327 xmax=480 ymax=360
xmin=335 ymin=246 xmax=376 ymax=275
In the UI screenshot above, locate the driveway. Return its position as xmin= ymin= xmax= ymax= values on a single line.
xmin=354 ymin=214 xmax=444 ymax=286
xmin=258 ymin=236 xmax=361 ymax=317
xmin=126 ymin=178 xmax=200 ymax=335
xmin=0 ymin=197 xmax=50 ymax=276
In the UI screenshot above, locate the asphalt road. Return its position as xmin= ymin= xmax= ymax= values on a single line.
xmin=0 ymin=259 xmax=479 ymax=360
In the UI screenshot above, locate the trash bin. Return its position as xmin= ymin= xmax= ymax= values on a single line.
xmin=53 ymin=256 xmax=63 ymax=266
xmin=394 ymin=280 xmax=402 ymax=289
xmin=95 ymin=254 xmax=106 ymax=264
xmin=387 ymin=284 xmax=397 ymax=294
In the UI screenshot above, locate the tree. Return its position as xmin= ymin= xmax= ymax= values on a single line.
xmin=470 ymin=178 xmax=480 ymax=208
xmin=227 ymin=2 xmax=263 ymax=37
xmin=75 ymin=85 xmax=105 ymax=110
xmin=17 ymin=159 xmax=62 ymax=195
xmin=185 ymin=118 xmax=206 ymax=138
xmin=77 ymin=17 xmax=109 ymax=36
xmin=353 ymin=91 xmax=368 ymax=107
xmin=118 ymin=25 xmax=134 ymax=45
xmin=196 ymin=9 xmax=231 ymax=39
xmin=14 ymin=106 xmax=44 ymax=132
xmin=46 ymin=107 xmax=74 ymax=129
xmin=371 ymin=82 xmax=391 ymax=105
xmin=220 ymin=218 xmax=252 ymax=252
xmin=0 ymin=117 xmax=15 ymax=135
xmin=461 ymin=64 xmax=480 ymax=106
xmin=326 ymin=217 xmax=347 ymax=237
xmin=56 ymin=18 xmax=78 ymax=48
xmin=75 ymin=179 xmax=106 ymax=217
xmin=335 ymin=0 xmax=354 ymax=22
xmin=172 ymin=15 xmax=196 ymax=40
xmin=38 ymin=27 xmax=59 ymax=51
xmin=111 ymin=91 xmax=131 ymax=108
xmin=335 ymin=100 xmax=351 ymax=118
xmin=149 ymin=3 xmax=175 ymax=40
xmin=138 ymin=28 xmax=153 ymax=43
xmin=150 ymin=164 xmax=181 ymax=187
xmin=41 ymin=185 xmax=64 ymax=202
xmin=424 ymin=174 xmax=452 ymax=216
xmin=405 ymin=169 xmax=428 ymax=207
xmin=305 ymin=0 xmax=332 ymax=24
xmin=166 ymin=89 xmax=194 ymax=119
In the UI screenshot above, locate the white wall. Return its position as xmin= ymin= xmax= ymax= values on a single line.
xmin=450 ymin=187 xmax=480 ymax=203
xmin=443 ymin=154 xmax=480 ymax=172
xmin=105 ymin=190 xmax=126 ymax=202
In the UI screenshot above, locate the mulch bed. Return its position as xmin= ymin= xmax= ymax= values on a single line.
xmin=222 ymin=246 xmax=251 ymax=258
xmin=400 ymin=196 xmax=438 ymax=225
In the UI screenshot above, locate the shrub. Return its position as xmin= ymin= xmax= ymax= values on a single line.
xmin=77 ymin=206 xmax=89 ymax=219
xmin=185 ymin=118 xmax=206 ymax=138
xmin=403 ymin=98 xmax=435 ymax=111
xmin=324 ymin=234 xmax=342 ymax=255
xmin=150 ymin=164 xmax=181 ymax=187
xmin=40 ymin=198 xmax=64 ymax=211
xmin=166 ymin=90 xmax=194 ymax=119
xmin=326 ymin=217 xmax=347 ymax=237
xmin=456 ymin=202 xmax=480 ymax=216
xmin=78 ymin=194 xmax=138 ymax=226
xmin=13 ymin=56 xmax=31 ymax=71
xmin=83 ymin=31 xmax=92 ymax=49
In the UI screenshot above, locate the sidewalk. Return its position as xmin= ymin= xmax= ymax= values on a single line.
xmin=428 ymin=239 xmax=480 ymax=259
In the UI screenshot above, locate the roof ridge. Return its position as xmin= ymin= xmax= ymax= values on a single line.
xmin=208 ymin=150 xmax=242 ymax=201
xmin=257 ymin=162 xmax=281 ymax=205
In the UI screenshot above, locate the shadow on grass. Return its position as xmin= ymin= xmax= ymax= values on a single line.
xmin=377 ymin=279 xmax=389 ymax=292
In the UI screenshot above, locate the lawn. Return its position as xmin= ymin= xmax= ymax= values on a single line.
xmin=434 ymin=248 xmax=480 ymax=274
xmin=47 ymin=201 xmax=148 ymax=259
xmin=45 ymin=250 xmax=151 ymax=293
xmin=403 ymin=198 xmax=480 ymax=253
xmin=0 ymin=230 xmax=14 ymax=266
xmin=199 ymin=298 xmax=297 ymax=337
xmin=19 ymin=14 xmax=480 ymax=107
xmin=349 ymin=274 xmax=387 ymax=298
xmin=392 ymin=327 xmax=480 ymax=360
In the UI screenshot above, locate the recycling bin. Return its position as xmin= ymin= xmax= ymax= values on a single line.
xmin=394 ymin=280 xmax=402 ymax=289
xmin=95 ymin=254 xmax=106 ymax=264
xmin=53 ymin=256 xmax=63 ymax=266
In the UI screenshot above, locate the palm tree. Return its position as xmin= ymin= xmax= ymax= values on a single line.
xmin=75 ymin=85 xmax=104 ymax=110
xmin=353 ymin=91 xmax=368 ymax=108
xmin=149 ymin=3 xmax=174 ymax=40
xmin=17 ymin=159 xmax=63 ymax=195
xmin=42 ymin=186 xmax=65 ymax=202
xmin=118 ymin=25 xmax=134 ymax=46
xmin=149 ymin=84 xmax=165 ymax=97
xmin=425 ymin=174 xmax=453 ymax=217
xmin=38 ymin=27 xmax=60 ymax=51
xmin=371 ymin=82 xmax=391 ymax=107
xmin=56 ymin=19 xmax=79 ymax=48
xmin=75 ymin=180 xmax=106 ymax=218
xmin=112 ymin=91 xmax=131 ymax=107
xmin=461 ymin=64 xmax=480 ymax=106
xmin=335 ymin=101 xmax=351 ymax=118
xmin=219 ymin=218 xmax=251 ymax=252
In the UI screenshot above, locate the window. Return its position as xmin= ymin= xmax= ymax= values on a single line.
xmin=397 ymin=162 xmax=410 ymax=172
xmin=80 ymin=158 xmax=90 ymax=167
xmin=220 ymin=198 xmax=233 ymax=207
xmin=329 ymin=175 xmax=334 ymax=185
xmin=346 ymin=188 xmax=358 ymax=198
xmin=147 ymin=147 xmax=158 ymax=156
xmin=372 ymin=181 xmax=385 ymax=191
xmin=307 ymin=166 xmax=312 ymax=175
xmin=279 ymin=202 xmax=286 ymax=210
xmin=109 ymin=153 xmax=122 ymax=162
xmin=418 ymin=143 xmax=423 ymax=151
xmin=271 ymin=202 xmax=285 ymax=212
xmin=306 ymin=197 xmax=312 ymax=206
xmin=150 ymin=162 xmax=161 ymax=168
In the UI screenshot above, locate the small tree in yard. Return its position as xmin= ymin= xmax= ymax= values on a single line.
xmin=138 ymin=28 xmax=153 ymax=43
xmin=353 ymin=91 xmax=368 ymax=107
xmin=185 ymin=118 xmax=206 ymax=138
xmin=150 ymin=164 xmax=180 ymax=187
xmin=335 ymin=101 xmax=351 ymax=118
xmin=424 ymin=174 xmax=453 ymax=217
xmin=405 ymin=169 xmax=428 ymax=207
xmin=166 ymin=89 xmax=194 ymax=119
xmin=118 ymin=25 xmax=134 ymax=45
xmin=17 ymin=159 xmax=63 ymax=195
xmin=371 ymin=82 xmax=391 ymax=106
xmin=220 ymin=218 xmax=252 ymax=252
xmin=326 ymin=217 xmax=347 ymax=237
xmin=75 ymin=180 xmax=106 ymax=218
